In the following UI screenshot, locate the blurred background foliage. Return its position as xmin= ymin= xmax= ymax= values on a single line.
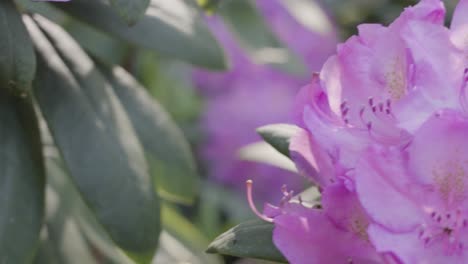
xmin=0 ymin=0 xmax=459 ymax=264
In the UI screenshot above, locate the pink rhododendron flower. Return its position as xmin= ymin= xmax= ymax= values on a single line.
xmin=194 ymin=0 xmax=337 ymax=203
xmin=355 ymin=110 xmax=468 ymax=263
xmin=291 ymin=0 xmax=465 ymax=185
xmin=263 ymin=0 xmax=468 ymax=263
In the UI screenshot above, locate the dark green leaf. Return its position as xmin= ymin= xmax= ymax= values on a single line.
xmin=207 ymin=219 xmax=287 ymax=263
xmin=26 ymin=16 xmax=160 ymax=262
xmin=219 ymin=0 xmax=305 ymax=75
xmin=0 ymin=0 xmax=36 ymax=94
xmin=64 ymin=20 xmax=129 ymax=66
xmin=99 ymin=64 xmax=200 ymax=205
xmin=0 ymin=91 xmax=44 ymax=263
xmin=41 ymin=148 xmax=134 ymax=264
xmin=54 ymin=0 xmax=227 ymax=69
xmin=257 ymin=124 xmax=301 ymax=158
xmin=109 ymin=0 xmax=150 ymax=25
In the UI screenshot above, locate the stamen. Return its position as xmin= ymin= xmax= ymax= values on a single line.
xmin=246 ymin=180 xmax=273 ymax=222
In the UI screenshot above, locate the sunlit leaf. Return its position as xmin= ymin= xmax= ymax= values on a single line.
xmin=161 ymin=205 xmax=222 ymax=264
xmin=0 ymin=92 xmax=44 ymax=263
xmin=239 ymin=142 xmax=297 ymax=173
xmin=27 ymin=16 xmax=160 ymax=262
xmin=99 ymin=65 xmax=200 ymax=205
xmin=54 ymin=0 xmax=227 ymax=69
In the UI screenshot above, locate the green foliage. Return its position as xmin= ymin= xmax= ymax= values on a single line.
xmin=0 ymin=0 xmax=224 ymax=262
xmin=207 ymin=220 xmax=287 ymax=263
xmin=53 ymin=0 xmax=227 ymax=69
xmin=29 ymin=16 xmax=160 ymax=260
xmin=109 ymin=0 xmax=150 ymax=25
xmin=0 ymin=1 xmax=36 ymax=94
xmin=100 ymin=65 xmax=200 ymax=205
xmin=0 ymin=92 xmax=44 ymax=263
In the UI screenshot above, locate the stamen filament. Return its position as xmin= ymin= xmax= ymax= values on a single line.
xmin=246 ymin=180 xmax=273 ymax=222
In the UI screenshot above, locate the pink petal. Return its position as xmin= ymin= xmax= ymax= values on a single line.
xmin=355 ymin=146 xmax=423 ymax=232
xmin=407 ymin=110 xmax=468 ymax=207
xmin=273 ymin=205 xmax=383 ymax=264
xmin=368 ymin=224 xmax=468 ymax=264
xmin=289 ymin=128 xmax=332 ymax=186
xmin=322 ymin=183 xmax=370 ymax=236
xmin=401 ymin=21 xmax=464 ymax=108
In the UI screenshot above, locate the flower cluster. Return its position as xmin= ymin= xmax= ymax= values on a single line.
xmin=193 ymin=0 xmax=337 ymax=203
xmin=257 ymin=0 xmax=468 ymax=263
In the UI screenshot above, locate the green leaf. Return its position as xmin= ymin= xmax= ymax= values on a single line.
xmin=239 ymin=142 xmax=297 ymax=173
xmin=110 ymin=0 xmax=150 ymax=25
xmin=98 ymin=65 xmax=200 ymax=205
xmin=161 ymin=205 xmax=222 ymax=264
xmin=41 ymin=148 xmax=134 ymax=264
xmin=257 ymin=124 xmax=301 ymax=158
xmin=109 ymin=0 xmax=150 ymax=25
xmin=0 ymin=0 xmax=36 ymax=95
xmin=27 ymin=16 xmax=160 ymax=261
xmin=219 ymin=0 xmax=306 ymax=75
xmin=54 ymin=0 xmax=227 ymax=69
xmin=207 ymin=219 xmax=287 ymax=263
xmin=64 ymin=20 xmax=129 ymax=66
xmin=0 ymin=91 xmax=44 ymax=263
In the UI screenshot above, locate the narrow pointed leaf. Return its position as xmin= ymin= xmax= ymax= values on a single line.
xmin=256 ymin=124 xmax=301 ymax=158
xmin=109 ymin=0 xmax=150 ymax=25
xmin=54 ymin=0 xmax=227 ymax=69
xmin=0 ymin=0 xmax=36 ymax=94
xmin=239 ymin=142 xmax=297 ymax=173
xmin=0 ymin=91 xmax=44 ymax=263
xmin=207 ymin=219 xmax=287 ymax=263
xmin=99 ymin=65 xmax=200 ymax=205
xmin=26 ymin=17 xmax=160 ymax=261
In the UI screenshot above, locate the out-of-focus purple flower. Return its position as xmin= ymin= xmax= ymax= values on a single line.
xmin=355 ymin=111 xmax=468 ymax=263
xmin=194 ymin=0 xmax=337 ymax=203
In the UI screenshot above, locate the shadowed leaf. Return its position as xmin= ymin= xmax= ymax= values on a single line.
xmin=0 ymin=1 xmax=36 ymax=95
xmin=207 ymin=219 xmax=287 ymax=263
xmin=0 ymin=91 xmax=44 ymax=263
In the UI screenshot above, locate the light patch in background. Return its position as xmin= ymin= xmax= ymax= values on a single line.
xmin=280 ymin=0 xmax=334 ymax=35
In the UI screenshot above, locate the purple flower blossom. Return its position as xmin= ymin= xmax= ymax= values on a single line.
xmin=264 ymin=0 xmax=468 ymax=263
xmin=355 ymin=110 xmax=468 ymax=263
xmin=194 ymin=0 xmax=337 ymax=203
